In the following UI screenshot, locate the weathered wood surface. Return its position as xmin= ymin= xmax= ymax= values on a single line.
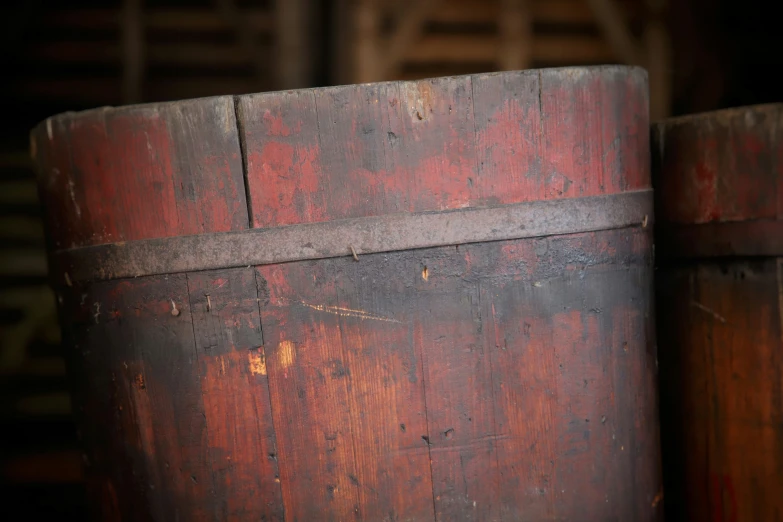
xmin=32 ymin=66 xmax=660 ymax=521
xmin=654 ymin=104 xmax=783 ymax=522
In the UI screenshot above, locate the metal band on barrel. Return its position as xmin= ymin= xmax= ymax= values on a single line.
xmin=53 ymin=190 xmax=653 ymax=284
xmin=657 ymin=219 xmax=783 ymax=260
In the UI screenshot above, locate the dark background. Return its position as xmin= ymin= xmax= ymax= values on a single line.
xmin=0 ymin=0 xmax=779 ymax=519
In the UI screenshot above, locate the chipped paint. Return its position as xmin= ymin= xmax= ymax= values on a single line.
xmin=278 ymin=340 xmax=295 ymax=369
xmin=249 ymin=350 xmax=267 ymax=376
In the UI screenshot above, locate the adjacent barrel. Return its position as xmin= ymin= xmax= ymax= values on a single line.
xmin=32 ymin=66 xmax=661 ymax=521
xmin=654 ymin=104 xmax=783 ymax=522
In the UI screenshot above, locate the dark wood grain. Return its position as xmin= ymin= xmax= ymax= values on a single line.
xmin=186 ymin=268 xmax=285 ymax=521
xmin=257 ymin=258 xmax=436 ymax=522
xmin=654 ymin=104 xmax=783 ymax=522
xmin=66 ymin=276 xmax=214 ymax=521
xmin=658 ymin=262 xmax=783 ymax=522
xmin=256 ymin=227 xmax=658 ymax=522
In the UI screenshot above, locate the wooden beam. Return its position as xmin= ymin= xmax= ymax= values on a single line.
xmin=331 ymin=0 xmax=352 ymax=85
xmin=404 ymin=34 xmax=614 ymax=65
xmin=533 ymin=0 xmax=595 ymax=25
xmin=354 ymin=0 xmax=380 ymax=83
xmin=154 ymin=8 xmax=272 ymax=32
xmin=121 ymin=0 xmax=143 ymax=104
xmin=14 ymin=77 xmax=262 ymax=104
xmin=430 ymin=0 xmax=498 ymax=24
xmin=498 ymin=0 xmax=533 ymax=71
xmin=0 ymin=250 xmax=47 ymax=276
xmin=0 ymin=181 xmax=39 ymax=205
xmin=215 ymin=0 xmax=269 ymax=89
xmin=151 ymin=43 xmax=272 ymax=67
xmin=276 ymin=0 xmax=310 ymax=89
xmin=27 ymin=42 xmax=273 ymax=67
xmin=381 ymin=0 xmax=441 ymax=79
xmin=378 ymin=0 xmax=594 ymax=25
xmin=405 ymin=35 xmax=499 ymax=64
xmin=42 ymin=8 xmax=274 ymax=33
xmin=532 ymin=34 xmax=615 ymax=63
xmin=428 ymin=0 xmax=595 ymax=25
xmin=1 ymin=451 xmax=83 ymax=484
xmin=585 ymin=0 xmax=643 ymax=64
xmin=644 ymin=0 xmax=672 ymax=120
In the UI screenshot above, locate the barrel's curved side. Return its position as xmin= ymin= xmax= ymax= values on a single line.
xmin=33 ymin=67 xmax=660 ymax=522
xmin=654 ymin=104 xmax=783 ymax=522
xmin=31 ymin=97 xmax=283 ymax=521
xmin=657 ymin=261 xmax=783 ymax=522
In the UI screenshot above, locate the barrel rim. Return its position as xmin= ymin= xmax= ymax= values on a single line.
xmin=31 ymin=65 xmax=648 ymax=131
xmin=651 ymin=102 xmax=783 ymax=128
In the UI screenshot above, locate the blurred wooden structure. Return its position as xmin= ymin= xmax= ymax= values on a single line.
xmin=340 ymin=0 xmax=672 ymax=119
xmin=654 ymin=104 xmax=783 ymax=522
xmin=8 ymin=0 xmax=671 ymax=115
xmin=0 ymin=150 xmax=85 ymax=519
xmin=11 ymin=0 xmax=315 ymax=106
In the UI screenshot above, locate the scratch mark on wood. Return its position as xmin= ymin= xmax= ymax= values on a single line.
xmin=67 ymin=179 xmax=81 ymax=217
xmin=300 ymin=302 xmax=402 ymax=323
xmin=690 ymin=301 xmax=727 ymax=323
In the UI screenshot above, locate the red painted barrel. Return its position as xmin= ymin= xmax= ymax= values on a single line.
xmin=32 ymin=66 xmax=661 ymax=521
xmin=654 ymin=104 xmax=783 ymax=522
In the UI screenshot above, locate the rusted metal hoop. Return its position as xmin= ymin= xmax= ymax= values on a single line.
xmin=657 ymin=219 xmax=783 ymax=261
xmin=53 ymin=190 xmax=653 ymax=284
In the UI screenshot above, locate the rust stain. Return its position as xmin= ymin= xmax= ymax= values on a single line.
xmin=278 ymin=340 xmax=295 ymax=369
xmin=300 ymin=301 xmax=402 ymax=323
xmin=248 ymin=350 xmax=267 ymax=376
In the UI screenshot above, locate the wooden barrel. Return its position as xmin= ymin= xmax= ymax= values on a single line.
xmin=653 ymin=103 xmax=783 ymax=522
xmin=31 ymin=66 xmax=660 ymax=521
